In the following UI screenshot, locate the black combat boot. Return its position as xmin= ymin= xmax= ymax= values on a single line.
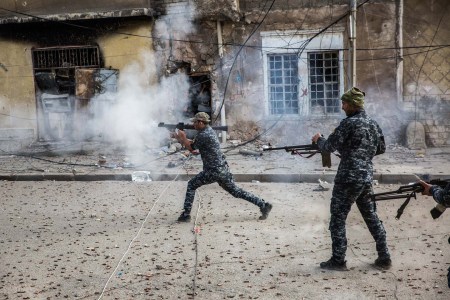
xmin=177 ymin=211 xmax=191 ymax=222
xmin=374 ymin=257 xmax=392 ymax=269
xmin=447 ymin=267 xmax=450 ymax=288
xmin=259 ymin=202 xmax=273 ymax=220
xmin=320 ymin=257 xmax=348 ymax=271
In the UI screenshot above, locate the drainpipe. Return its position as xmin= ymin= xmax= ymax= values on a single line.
xmin=217 ymin=21 xmax=224 ymax=59
xmin=349 ymin=0 xmax=357 ymax=87
xmin=395 ymin=0 xmax=404 ymax=102
xmin=217 ymin=20 xmax=227 ymax=143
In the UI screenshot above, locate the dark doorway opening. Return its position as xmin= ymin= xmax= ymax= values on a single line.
xmin=186 ymin=74 xmax=211 ymax=119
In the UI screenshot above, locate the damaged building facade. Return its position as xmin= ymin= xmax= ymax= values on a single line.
xmin=0 ymin=0 xmax=448 ymax=151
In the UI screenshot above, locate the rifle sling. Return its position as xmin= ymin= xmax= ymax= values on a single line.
xmin=292 ymin=150 xmax=319 ymax=158
xmin=395 ymin=193 xmax=416 ymax=220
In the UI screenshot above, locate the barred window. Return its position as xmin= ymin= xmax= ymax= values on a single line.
xmin=308 ymin=51 xmax=340 ymax=114
xmin=32 ymin=46 xmax=100 ymax=70
xmin=267 ymin=54 xmax=299 ymax=115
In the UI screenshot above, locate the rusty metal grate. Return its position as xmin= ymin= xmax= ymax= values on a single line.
xmin=32 ymin=46 xmax=100 ymax=70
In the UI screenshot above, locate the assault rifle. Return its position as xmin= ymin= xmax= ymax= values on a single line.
xmin=371 ymin=179 xmax=449 ymax=220
xmin=158 ymin=122 xmax=228 ymax=131
xmin=263 ymin=143 xmax=332 ymax=168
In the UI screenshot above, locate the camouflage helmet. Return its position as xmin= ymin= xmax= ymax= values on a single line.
xmin=191 ymin=112 xmax=211 ymax=123
xmin=341 ymin=87 xmax=365 ymax=108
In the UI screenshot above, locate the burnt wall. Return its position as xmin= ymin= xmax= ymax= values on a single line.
xmin=0 ymin=17 xmax=151 ymax=47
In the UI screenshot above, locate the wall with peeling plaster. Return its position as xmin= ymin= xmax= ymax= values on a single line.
xmin=0 ymin=40 xmax=36 ymax=129
xmin=97 ymin=20 xmax=154 ymax=72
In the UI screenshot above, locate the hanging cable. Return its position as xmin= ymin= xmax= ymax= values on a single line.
xmin=212 ymin=0 xmax=276 ymax=124
xmin=96 ymin=154 xmax=194 ymax=299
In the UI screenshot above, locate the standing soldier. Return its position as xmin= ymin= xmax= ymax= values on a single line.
xmin=419 ymin=180 xmax=450 ymax=288
xmin=311 ymin=87 xmax=391 ymax=271
xmin=172 ymin=112 xmax=273 ymax=222
xmin=419 ymin=180 xmax=450 ymax=218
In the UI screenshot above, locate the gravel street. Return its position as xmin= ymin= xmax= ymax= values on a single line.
xmin=1 ymin=181 xmax=448 ymax=299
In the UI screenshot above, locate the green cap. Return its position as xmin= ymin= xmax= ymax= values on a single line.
xmin=341 ymin=87 xmax=365 ymax=108
xmin=191 ymin=112 xmax=211 ymax=123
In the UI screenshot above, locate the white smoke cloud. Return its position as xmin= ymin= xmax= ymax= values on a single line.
xmin=154 ymin=3 xmax=197 ymax=37
xmin=363 ymin=86 xmax=406 ymax=144
xmin=85 ymin=4 xmax=199 ymax=160
xmin=88 ymin=51 xmax=191 ymax=156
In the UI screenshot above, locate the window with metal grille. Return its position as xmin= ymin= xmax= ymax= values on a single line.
xmin=268 ymin=54 xmax=299 ymax=115
xmin=32 ymin=46 xmax=100 ymax=70
xmin=308 ymin=51 xmax=340 ymax=114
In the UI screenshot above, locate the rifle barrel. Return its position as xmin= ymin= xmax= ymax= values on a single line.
xmin=263 ymin=144 xmax=317 ymax=151
xmin=372 ymin=194 xmax=413 ymax=201
xmin=158 ymin=122 xmax=228 ymax=131
xmin=210 ymin=125 xmax=229 ymax=131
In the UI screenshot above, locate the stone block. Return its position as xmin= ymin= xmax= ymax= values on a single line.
xmin=424 ymin=119 xmax=435 ymax=126
xmin=406 ymin=121 xmax=426 ymax=149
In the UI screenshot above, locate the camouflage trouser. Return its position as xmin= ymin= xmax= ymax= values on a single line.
xmin=183 ymin=168 xmax=265 ymax=214
xmin=329 ymin=182 xmax=390 ymax=263
xmin=448 ymin=237 xmax=450 ymax=288
xmin=448 ymin=267 xmax=450 ymax=288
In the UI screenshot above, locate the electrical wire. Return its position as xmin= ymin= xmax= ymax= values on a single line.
xmin=179 ymin=159 xmax=204 ymax=300
xmin=220 ymin=0 xmax=373 ymax=150
xmin=362 ymin=5 xmax=382 ymax=96
xmin=96 ymin=171 xmax=184 ymax=299
xmin=295 ymin=0 xmax=372 ymax=58
xmin=0 ymin=5 xmax=448 ymax=59
xmin=0 ymin=0 xmax=357 ymax=157
xmin=1 ymin=0 xmax=447 ymax=166
xmin=212 ymin=0 xmax=276 ymax=124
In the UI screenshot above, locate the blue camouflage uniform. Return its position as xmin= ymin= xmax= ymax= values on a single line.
xmin=317 ymin=109 xmax=390 ymax=263
xmin=430 ymin=183 xmax=450 ymax=208
xmin=430 ymin=183 xmax=450 ymax=288
xmin=182 ymin=126 xmax=266 ymax=214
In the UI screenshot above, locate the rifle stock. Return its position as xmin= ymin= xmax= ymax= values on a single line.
xmin=263 ymin=144 xmax=331 ymax=168
xmin=158 ymin=122 xmax=228 ymax=131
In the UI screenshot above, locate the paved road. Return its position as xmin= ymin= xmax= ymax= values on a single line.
xmin=1 ymin=181 xmax=449 ymax=299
